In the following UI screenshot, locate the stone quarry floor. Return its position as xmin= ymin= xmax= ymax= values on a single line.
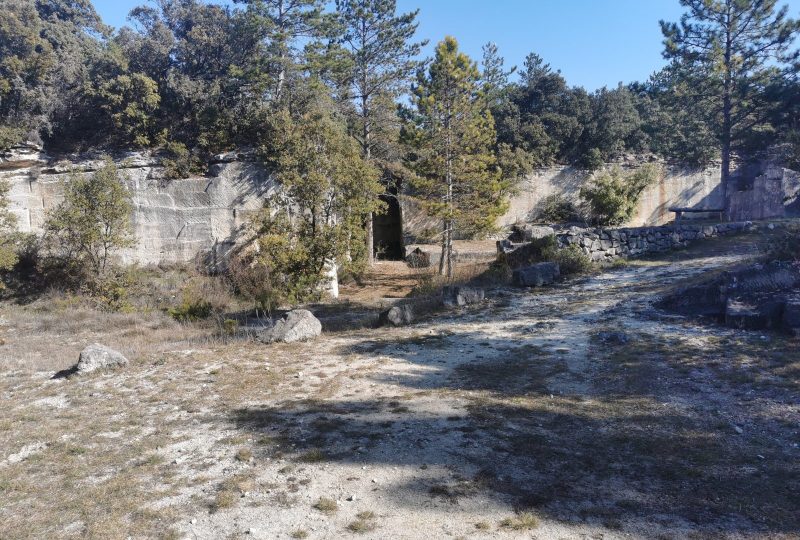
xmin=1 ymin=234 xmax=798 ymax=539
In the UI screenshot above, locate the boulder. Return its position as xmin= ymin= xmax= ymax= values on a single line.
xmin=379 ymin=304 xmax=414 ymax=327
xmin=75 ymin=344 xmax=128 ymax=375
xmin=406 ymin=247 xmax=431 ymax=268
xmin=512 ymin=262 xmax=560 ymax=287
xmin=442 ymin=286 xmax=485 ymax=307
xmin=258 ymin=309 xmax=322 ymax=343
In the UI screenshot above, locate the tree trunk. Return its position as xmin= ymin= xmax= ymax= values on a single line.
xmin=720 ymin=6 xmax=732 ymax=219
xmin=363 ymin=93 xmax=375 ymax=266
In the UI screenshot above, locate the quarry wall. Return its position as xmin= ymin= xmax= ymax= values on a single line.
xmin=3 ymin=144 xmax=798 ymax=267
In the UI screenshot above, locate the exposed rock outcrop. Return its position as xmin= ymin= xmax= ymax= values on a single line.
xmin=442 ymin=286 xmax=485 ymax=307
xmin=658 ymin=262 xmax=800 ymax=333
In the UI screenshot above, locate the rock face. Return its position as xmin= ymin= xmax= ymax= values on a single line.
xmin=258 ymin=309 xmax=322 ymax=343
xmin=513 ymin=262 xmax=560 ymax=287
xmin=75 ymin=344 xmax=128 ymax=374
xmin=442 ymin=286 xmax=485 ymax=307
xmin=659 ymin=262 xmax=800 ymax=333
xmin=379 ymin=305 xmax=414 ymax=327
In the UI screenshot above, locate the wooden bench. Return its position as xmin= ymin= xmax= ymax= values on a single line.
xmin=668 ymin=207 xmax=726 ymax=223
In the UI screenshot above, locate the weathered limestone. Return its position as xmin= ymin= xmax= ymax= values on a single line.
xmin=442 ymin=286 xmax=485 ymax=307
xmin=512 ymin=262 xmax=560 ymax=287
xmin=379 ymin=304 xmax=414 ymax=327
xmin=75 ymin=344 xmax=128 ymax=375
xmin=258 ymin=309 xmax=322 ymax=344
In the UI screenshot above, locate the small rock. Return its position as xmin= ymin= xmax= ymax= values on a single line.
xmin=597 ymin=331 xmax=630 ymax=345
xmin=733 ymin=425 xmax=743 ymax=434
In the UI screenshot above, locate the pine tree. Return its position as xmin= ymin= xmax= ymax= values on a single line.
xmin=405 ymin=37 xmax=507 ymax=278
xmin=661 ymin=0 xmax=800 ymax=214
xmin=335 ymin=0 xmax=425 ymax=264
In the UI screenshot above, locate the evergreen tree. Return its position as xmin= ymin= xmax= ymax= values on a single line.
xmin=335 ymin=0 xmax=425 ymax=263
xmin=661 ymin=0 xmax=800 ymax=212
xmin=405 ymin=37 xmax=507 ymax=278
xmin=253 ymin=80 xmax=383 ymax=300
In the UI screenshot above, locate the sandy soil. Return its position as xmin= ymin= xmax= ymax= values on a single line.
xmin=1 ymin=234 xmax=798 ymax=539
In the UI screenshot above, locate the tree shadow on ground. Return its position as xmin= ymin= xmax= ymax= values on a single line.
xmin=231 ymin=325 xmax=800 ymax=535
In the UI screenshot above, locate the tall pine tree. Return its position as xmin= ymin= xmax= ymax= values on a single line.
xmin=335 ymin=0 xmax=425 ymax=264
xmin=661 ymin=0 xmax=800 ymax=213
xmin=405 ymin=37 xmax=506 ymax=278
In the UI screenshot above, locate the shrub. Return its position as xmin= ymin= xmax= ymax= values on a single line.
xmin=538 ymin=194 xmax=580 ymax=223
xmin=765 ymin=227 xmax=800 ymax=262
xmin=168 ymin=276 xmax=231 ymax=322
xmin=580 ymin=164 xmax=659 ymax=226
xmin=43 ymin=158 xmax=135 ymax=286
xmin=547 ymin=244 xmax=592 ymax=276
xmin=0 ymin=179 xmax=19 ymax=286
xmin=161 ymin=141 xmax=200 ymax=180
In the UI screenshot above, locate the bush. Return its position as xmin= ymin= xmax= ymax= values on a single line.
xmin=538 ymin=194 xmax=580 ymax=223
xmin=168 ymin=276 xmax=232 ymax=322
xmin=43 ymin=158 xmax=135 ymax=287
xmin=765 ymin=228 xmax=800 ymax=262
xmin=580 ymin=164 xmax=659 ymax=226
xmin=228 ymin=251 xmax=280 ymax=316
xmin=161 ymin=141 xmax=201 ymax=180
xmin=547 ymin=244 xmax=592 ymax=276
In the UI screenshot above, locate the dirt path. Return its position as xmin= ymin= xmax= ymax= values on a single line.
xmin=1 ymin=235 xmax=798 ymax=539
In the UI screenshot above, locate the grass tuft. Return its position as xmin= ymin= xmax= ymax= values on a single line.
xmin=499 ymin=512 xmax=539 ymax=530
xmin=313 ymin=496 xmax=338 ymax=515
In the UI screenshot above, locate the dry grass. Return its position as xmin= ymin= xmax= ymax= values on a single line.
xmin=347 ymin=511 xmax=378 ymax=533
xmin=499 ymin=512 xmax=540 ymax=530
xmin=312 ymin=496 xmax=338 ymax=515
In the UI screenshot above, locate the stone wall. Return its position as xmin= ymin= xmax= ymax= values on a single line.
xmin=2 ymin=145 xmax=273 ymax=266
xmin=555 ymin=221 xmax=754 ymax=261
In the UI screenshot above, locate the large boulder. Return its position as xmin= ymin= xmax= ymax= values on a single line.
xmin=75 ymin=344 xmax=128 ymax=375
xmin=513 ymin=262 xmax=560 ymax=287
xmin=379 ymin=304 xmax=414 ymax=327
xmin=442 ymin=286 xmax=485 ymax=307
xmin=258 ymin=309 xmax=322 ymax=343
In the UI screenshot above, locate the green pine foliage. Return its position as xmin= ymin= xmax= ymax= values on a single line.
xmin=404 ymin=37 xmax=510 ymax=277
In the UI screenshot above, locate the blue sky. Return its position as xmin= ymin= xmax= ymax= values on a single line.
xmin=93 ymin=0 xmax=800 ymax=91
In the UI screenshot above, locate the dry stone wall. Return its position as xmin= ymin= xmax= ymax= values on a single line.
xmin=555 ymin=222 xmax=754 ymax=261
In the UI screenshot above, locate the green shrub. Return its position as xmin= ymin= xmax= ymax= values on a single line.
xmin=580 ymin=164 xmax=659 ymax=226
xmin=547 ymin=244 xmax=592 ymax=276
xmin=168 ymin=276 xmax=231 ymax=321
xmin=43 ymin=158 xmax=135 ymax=291
xmin=538 ymin=194 xmax=580 ymax=223
xmin=161 ymin=141 xmax=200 ymax=180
